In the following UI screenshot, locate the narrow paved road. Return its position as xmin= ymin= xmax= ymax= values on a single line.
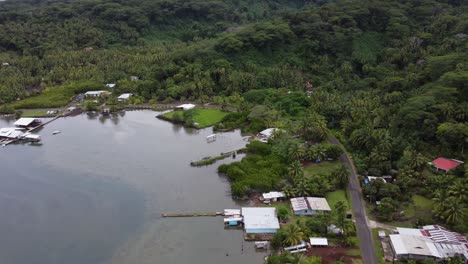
xmin=328 ymin=135 xmax=378 ymax=264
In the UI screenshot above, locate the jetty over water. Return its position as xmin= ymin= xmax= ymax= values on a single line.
xmin=161 ymin=212 xmax=223 ymax=217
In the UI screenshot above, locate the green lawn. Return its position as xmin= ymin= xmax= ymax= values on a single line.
xmin=326 ymin=190 xmax=352 ymax=210
xmin=303 ymin=160 xmax=341 ymax=176
xmin=387 ymin=195 xmax=433 ymax=227
xmin=161 ymin=108 xmax=228 ymax=128
xmin=346 ymin=248 xmax=361 ymax=256
xmin=20 ymin=109 xmax=59 ymax=117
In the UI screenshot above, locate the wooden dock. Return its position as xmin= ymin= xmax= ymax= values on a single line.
xmin=161 ymin=212 xmax=223 ymax=217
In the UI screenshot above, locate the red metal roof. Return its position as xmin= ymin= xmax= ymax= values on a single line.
xmin=432 ymin=158 xmax=462 ymax=171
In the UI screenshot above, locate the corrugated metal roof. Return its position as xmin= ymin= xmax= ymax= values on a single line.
xmin=291 ymin=197 xmax=331 ymax=212
xmin=291 ymin=197 xmax=308 ymax=211
xmin=310 ymin=237 xmax=328 ymax=246
xmin=242 ymin=207 xmax=279 ymax=230
xmin=14 ymin=118 xmax=40 ymax=127
xmin=263 ymin=191 xmax=285 ymax=200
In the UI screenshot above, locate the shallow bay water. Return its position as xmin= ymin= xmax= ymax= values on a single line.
xmin=0 ymin=111 xmax=264 ymax=264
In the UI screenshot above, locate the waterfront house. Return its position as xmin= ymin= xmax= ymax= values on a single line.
xmin=261 ymin=191 xmax=286 ymax=203
xmin=258 ymin=128 xmax=278 ymax=143
xmin=176 ymin=104 xmax=196 ymax=110
xmin=13 ymin=118 xmax=41 ymax=128
xmin=118 ymin=93 xmax=133 ymax=102
xmin=0 ymin=127 xmax=24 ymax=139
xmin=390 ymin=225 xmax=468 ymax=261
xmin=84 ymin=91 xmax=110 ymax=98
xmin=290 ymin=197 xmax=331 ymax=216
xmin=241 ymin=207 xmax=280 ymax=234
xmin=429 ymin=158 xmax=464 ymax=173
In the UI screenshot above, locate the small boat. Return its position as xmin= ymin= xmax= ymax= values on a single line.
xmin=52 ymin=130 xmax=61 ymax=135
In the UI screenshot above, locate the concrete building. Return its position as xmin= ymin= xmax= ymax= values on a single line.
xmin=241 ymin=207 xmax=280 ymax=234
xmin=290 ymin=197 xmax=331 ymax=216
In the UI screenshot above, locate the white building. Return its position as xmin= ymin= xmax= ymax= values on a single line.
xmin=290 ymin=197 xmax=331 ymax=215
xmin=84 ymin=91 xmax=110 ymax=97
xmin=309 ymin=237 xmax=328 ymax=247
xmin=262 ymin=191 xmax=286 ymax=202
xmin=0 ymin=127 xmax=24 ymax=139
xmin=118 ymin=93 xmax=133 ymax=102
xmin=105 ymin=83 xmax=116 ymax=88
xmin=241 ymin=207 xmax=280 ymax=234
xmin=13 ymin=118 xmax=41 ymax=127
xmin=258 ymin=128 xmax=278 ymax=142
xmin=176 ymin=104 xmax=196 ymax=110
xmin=390 ymin=225 xmax=468 ymax=261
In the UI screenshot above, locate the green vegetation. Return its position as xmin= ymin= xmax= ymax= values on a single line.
xmin=190 ymin=153 xmax=233 ymax=166
xmin=20 ymin=109 xmax=56 ymax=117
xmin=160 ymin=108 xmax=228 ymax=128
xmin=9 ymin=82 xmax=102 ymax=109
xmin=0 ymin=0 xmax=466 ymax=241
xmin=326 ymin=190 xmax=351 ymax=211
xmin=304 ymin=161 xmax=341 ymax=177
xmin=371 ymin=229 xmax=390 ymax=264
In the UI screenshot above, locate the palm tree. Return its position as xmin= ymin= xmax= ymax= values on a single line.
xmin=408 ymin=150 xmax=427 ymax=171
xmin=333 ymin=165 xmax=350 ymax=189
xmin=284 ymin=224 xmax=304 ymax=246
xmin=441 ymin=197 xmax=466 ymax=225
xmin=288 ymin=160 xmax=304 ymax=181
xmin=449 ymin=180 xmax=467 ymax=202
xmin=432 ymin=189 xmax=449 ymax=218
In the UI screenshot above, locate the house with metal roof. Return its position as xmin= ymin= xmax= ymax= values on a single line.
xmin=13 ymin=118 xmax=41 ymax=128
xmin=430 ymin=158 xmax=464 ymax=173
xmin=309 ymin=237 xmax=328 ymax=247
xmin=0 ymin=127 xmax=24 ymax=139
xmin=262 ymin=191 xmax=286 ymax=203
xmin=290 ymin=197 xmax=331 ymax=216
xmin=241 ymin=207 xmax=280 ymax=234
xmin=390 ymin=225 xmax=468 ymax=261
xmin=84 ymin=91 xmax=110 ymax=97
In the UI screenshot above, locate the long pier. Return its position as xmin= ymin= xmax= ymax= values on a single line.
xmin=161 ymin=212 xmax=223 ymax=217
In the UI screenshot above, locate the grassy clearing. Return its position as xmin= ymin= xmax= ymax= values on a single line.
xmin=161 ymin=108 xmax=228 ymax=128
xmin=9 ymin=81 xmax=102 ymax=109
xmin=326 ymin=190 xmax=352 ymax=210
xmin=387 ymin=195 xmax=433 ymax=227
xmin=346 ymin=248 xmax=361 ymax=256
xmin=20 ymin=109 xmax=58 ymax=117
xmin=303 ymin=160 xmax=341 ymax=176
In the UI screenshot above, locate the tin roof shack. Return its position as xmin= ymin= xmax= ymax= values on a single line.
xmin=309 ymin=237 xmax=328 ymax=247
xmin=241 ymin=207 xmax=280 ymax=234
xmin=0 ymin=127 xmax=24 ymax=139
xmin=13 ymin=118 xmax=41 ymax=128
xmin=84 ymin=91 xmax=111 ymax=98
xmin=258 ymin=128 xmax=278 ymax=143
xmin=390 ymin=225 xmax=468 ymax=261
xmin=118 ymin=93 xmax=133 ymax=102
xmin=430 ymin=158 xmax=464 ymax=173
xmin=290 ymin=197 xmax=331 ymax=216
xmin=262 ymin=191 xmax=286 ymax=203
xmin=176 ymin=104 xmax=196 ymax=110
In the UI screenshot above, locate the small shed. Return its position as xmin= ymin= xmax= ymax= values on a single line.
xmin=430 ymin=158 xmax=464 ymax=173
xmin=118 ymin=93 xmax=133 ymax=102
xmin=309 ymin=237 xmax=328 ymax=247
xmin=378 ymin=230 xmax=386 ymax=238
xmin=262 ymin=191 xmax=286 ymax=202
xmin=13 ymin=118 xmax=41 ymax=128
xmin=258 ymin=128 xmax=278 ymax=142
xmin=176 ymin=104 xmax=196 ymax=110
xmin=106 ymin=83 xmax=116 ymax=88
xmin=84 ymin=91 xmax=110 ymax=97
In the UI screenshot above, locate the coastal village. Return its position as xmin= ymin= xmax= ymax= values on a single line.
xmin=1 ymin=85 xmax=467 ymax=263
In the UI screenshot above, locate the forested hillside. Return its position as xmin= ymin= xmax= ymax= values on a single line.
xmin=0 ymin=0 xmax=466 ymax=230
